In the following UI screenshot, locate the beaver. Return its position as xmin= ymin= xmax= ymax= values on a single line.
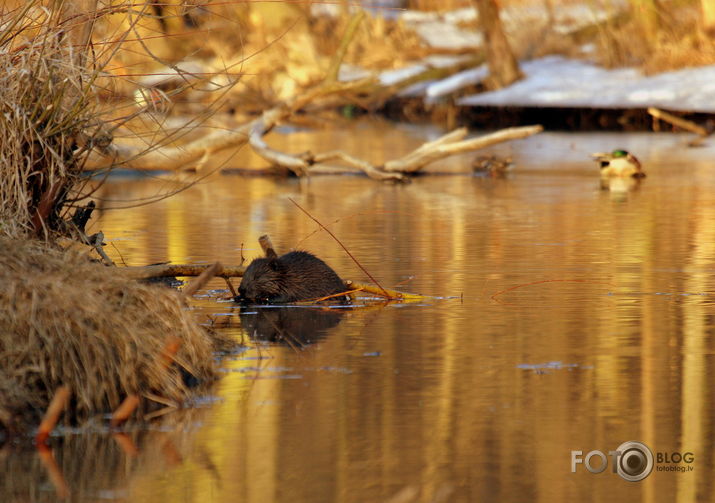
xmin=237 ymin=250 xmax=347 ymax=304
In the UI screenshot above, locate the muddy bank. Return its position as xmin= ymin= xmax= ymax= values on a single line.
xmin=379 ymin=98 xmax=715 ymax=132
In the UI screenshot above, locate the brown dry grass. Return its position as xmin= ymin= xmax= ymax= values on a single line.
xmin=595 ymin=5 xmax=715 ymax=73
xmin=0 ymin=238 xmax=224 ymax=435
xmin=0 ymin=2 xmax=111 ymax=239
xmin=514 ymin=2 xmax=715 ymax=74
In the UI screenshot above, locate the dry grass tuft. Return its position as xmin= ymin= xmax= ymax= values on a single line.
xmin=591 ymin=5 xmax=715 ymax=73
xmin=0 ymin=238 xmax=223 ymax=435
xmin=0 ymin=3 xmax=111 ymax=239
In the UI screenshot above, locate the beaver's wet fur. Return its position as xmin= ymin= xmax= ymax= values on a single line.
xmin=237 ymin=250 xmax=347 ymax=304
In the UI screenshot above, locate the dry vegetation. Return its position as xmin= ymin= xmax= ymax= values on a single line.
xmin=595 ymin=4 xmax=715 ymax=73
xmin=0 ymin=238 xmax=226 ymax=436
xmin=0 ymin=3 xmax=107 ymax=239
xmin=0 ymin=2 xmax=230 ymax=435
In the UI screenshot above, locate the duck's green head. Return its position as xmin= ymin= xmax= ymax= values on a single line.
xmin=611 ymin=149 xmax=629 ymax=158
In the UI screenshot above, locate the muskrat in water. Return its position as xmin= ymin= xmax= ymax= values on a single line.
xmin=237 ymin=250 xmax=347 ymax=304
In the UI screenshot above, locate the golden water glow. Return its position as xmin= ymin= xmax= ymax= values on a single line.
xmin=3 ymin=127 xmax=714 ymax=502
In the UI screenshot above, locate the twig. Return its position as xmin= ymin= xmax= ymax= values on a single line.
xmin=182 ymin=261 xmax=222 ymax=298
xmin=344 ymin=280 xmax=429 ymax=301
xmin=324 ymin=11 xmax=366 ymax=84
xmin=224 ymin=278 xmax=237 ymax=297
xmin=35 ymin=386 xmax=71 ymax=445
xmin=288 ymin=198 xmax=391 ymax=298
xmin=490 ymin=279 xmax=614 ymax=306
xmin=259 ymin=234 xmax=277 ymax=258
xmin=647 ymin=107 xmax=708 ymax=136
xmin=85 ymin=231 xmax=115 ymax=266
xmin=109 ymin=395 xmax=140 ymax=428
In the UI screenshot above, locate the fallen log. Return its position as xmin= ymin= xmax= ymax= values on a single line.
xmin=117 ymin=263 xmax=246 ymax=280
xmin=252 ymin=121 xmax=543 ymax=179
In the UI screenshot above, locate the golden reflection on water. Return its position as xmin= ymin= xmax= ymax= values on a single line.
xmin=3 ymin=124 xmax=715 ymax=502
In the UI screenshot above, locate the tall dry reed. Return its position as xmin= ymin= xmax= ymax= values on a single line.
xmin=0 ymin=2 xmax=112 ymax=239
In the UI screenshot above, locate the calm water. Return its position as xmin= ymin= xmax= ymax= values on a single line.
xmin=3 ymin=121 xmax=715 ymax=502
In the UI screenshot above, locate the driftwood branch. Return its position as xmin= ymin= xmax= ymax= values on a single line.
xmin=251 ymin=124 xmax=542 ymax=179
xmin=383 ymin=125 xmax=543 ymax=173
xmin=88 ymin=78 xmax=376 ymax=173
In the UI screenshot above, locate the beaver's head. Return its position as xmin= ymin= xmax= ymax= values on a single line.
xmin=237 ymin=257 xmax=287 ymax=304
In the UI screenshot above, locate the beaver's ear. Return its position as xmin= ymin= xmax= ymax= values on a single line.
xmin=267 ymin=257 xmax=283 ymax=272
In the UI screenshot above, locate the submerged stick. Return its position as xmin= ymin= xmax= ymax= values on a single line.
xmin=345 ymin=281 xmax=429 ymax=301
xmin=110 ymin=395 xmax=140 ymax=428
xmin=648 ymin=107 xmax=708 ymax=136
xmin=182 ymin=262 xmax=222 ymax=298
xmin=35 ymin=386 xmax=71 ymax=445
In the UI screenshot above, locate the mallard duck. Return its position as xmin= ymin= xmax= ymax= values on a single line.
xmin=472 ymin=154 xmax=514 ymax=178
xmin=592 ymin=150 xmax=645 ymax=178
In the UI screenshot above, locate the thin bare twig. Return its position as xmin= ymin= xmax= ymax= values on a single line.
xmin=288 ymin=197 xmax=391 ymax=298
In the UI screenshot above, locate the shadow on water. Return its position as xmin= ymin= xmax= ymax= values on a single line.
xmin=239 ymin=306 xmax=347 ymax=348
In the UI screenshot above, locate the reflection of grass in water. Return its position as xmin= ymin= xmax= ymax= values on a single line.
xmin=0 ymin=406 xmax=216 ymax=502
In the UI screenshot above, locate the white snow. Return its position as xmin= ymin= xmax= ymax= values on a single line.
xmin=376 ymin=55 xmax=472 ymax=86
xmin=409 ymin=20 xmax=483 ymax=50
xmin=328 ymin=3 xmax=715 ymax=114
xmin=457 ymin=56 xmax=715 ymax=112
xmin=400 ymin=3 xmax=624 ymax=51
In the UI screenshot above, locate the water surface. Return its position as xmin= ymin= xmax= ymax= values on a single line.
xmin=3 ymin=121 xmax=715 ymax=502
